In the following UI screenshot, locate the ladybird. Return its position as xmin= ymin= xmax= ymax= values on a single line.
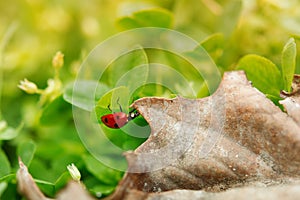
xmin=101 ymin=99 xmax=139 ymax=129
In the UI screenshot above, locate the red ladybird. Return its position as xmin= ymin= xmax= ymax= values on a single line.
xmin=101 ymin=99 xmax=139 ymax=129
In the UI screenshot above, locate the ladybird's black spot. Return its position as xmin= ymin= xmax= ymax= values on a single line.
xmin=114 ymin=123 xmax=119 ymax=128
xmin=104 ymin=118 xmax=108 ymax=123
xmin=116 ymin=115 xmax=120 ymax=119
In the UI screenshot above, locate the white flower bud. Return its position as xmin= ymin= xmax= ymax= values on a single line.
xmin=18 ymin=79 xmax=39 ymax=94
xmin=67 ymin=163 xmax=81 ymax=181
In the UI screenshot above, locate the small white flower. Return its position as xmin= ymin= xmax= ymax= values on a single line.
xmin=18 ymin=79 xmax=39 ymax=94
xmin=67 ymin=163 xmax=81 ymax=181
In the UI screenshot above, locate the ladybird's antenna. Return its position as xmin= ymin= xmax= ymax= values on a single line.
xmin=107 ymin=104 xmax=112 ymax=111
xmin=116 ymin=97 xmax=122 ymax=112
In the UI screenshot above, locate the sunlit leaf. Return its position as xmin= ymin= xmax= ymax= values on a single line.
xmin=237 ymin=54 xmax=283 ymax=97
xmin=281 ymin=37 xmax=296 ymax=92
xmin=117 ymin=8 xmax=173 ymax=29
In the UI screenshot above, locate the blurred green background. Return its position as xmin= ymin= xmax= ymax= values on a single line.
xmin=1 ymin=0 xmax=300 ymax=199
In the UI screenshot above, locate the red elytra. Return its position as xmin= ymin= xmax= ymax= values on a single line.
xmin=101 ymin=112 xmax=128 ymax=129
xmin=101 ymin=100 xmax=139 ymax=129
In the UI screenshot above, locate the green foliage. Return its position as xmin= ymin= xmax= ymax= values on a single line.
xmin=237 ymin=54 xmax=283 ymax=97
xmin=17 ymin=140 xmax=36 ymax=167
xmin=281 ymin=38 xmax=297 ymax=92
xmin=0 ymin=121 xmax=22 ymax=140
xmin=1 ymin=0 xmax=300 ymax=199
xmin=0 ymin=150 xmax=10 ymax=177
xmin=117 ymin=3 xmax=173 ymax=30
xmin=64 ymin=81 xmax=110 ymax=111
xmin=237 ymin=38 xmax=297 ymax=104
xmin=39 ymin=96 xmax=72 ymax=125
xmin=83 ymin=155 xmax=123 ymax=185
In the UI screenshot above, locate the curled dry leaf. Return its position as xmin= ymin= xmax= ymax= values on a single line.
xmin=17 ymin=158 xmax=96 ymax=200
xmin=17 ymin=158 xmax=54 ymax=200
xmin=107 ymin=71 xmax=300 ymax=200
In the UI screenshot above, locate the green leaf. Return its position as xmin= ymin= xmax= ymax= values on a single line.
xmin=0 ymin=182 xmax=8 ymax=197
xmin=218 ymin=0 xmax=242 ymax=36
xmin=0 ymin=150 xmax=11 ymax=178
xmin=144 ymin=49 xmax=204 ymax=98
xmin=84 ymin=176 xmax=116 ymax=198
xmin=0 ymin=127 xmax=18 ymax=140
xmin=237 ymin=54 xmax=283 ymax=97
xmin=0 ymin=121 xmax=22 ymax=140
xmin=54 ymin=172 xmax=70 ymax=192
xmin=39 ymin=96 xmax=72 ymax=125
xmin=201 ymin=33 xmax=224 ymax=61
xmin=35 ymin=179 xmax=55 ymax=197
xmin=183 ymin=45 xmax=221 ymax=95
xmin=281 ymin=37 xmax=296 ymax=92
xmin=64 ymin=81 xmax=110 ymax=112
xmin=29 ymin=158 xmax=54 ymax=182
xmin=0 ymin=174 xmax=15 ymax=182
xmin=17 ymin=140 xmax=36 ymax=167
xmin=100 ymin=47 xmax=148 ymax=88
xmin=52 ymin=154 xmax=81 ymax=178
xmin=82 ymin=154 xmax=123 ymax=185
xmin=0 ymin=182 xmax=17 ymax=200
xmin=90 ymin=185 xmax=115 ymax=198
xmin=116 ymin=62 xmax=149 ymax=94
xmin=117 ymin=8 xmax=173 ymax=29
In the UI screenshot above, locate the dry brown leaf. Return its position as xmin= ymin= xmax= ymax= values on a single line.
xmin=56 ymin=181 xmax=95 ymax=200
xmin=121 ymin=183 xmax=300 ymax=200
xmin=17 ymin=71 xmax=300 ymax=200
xmin=107 ymin=71 xmax=300 ymax=200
